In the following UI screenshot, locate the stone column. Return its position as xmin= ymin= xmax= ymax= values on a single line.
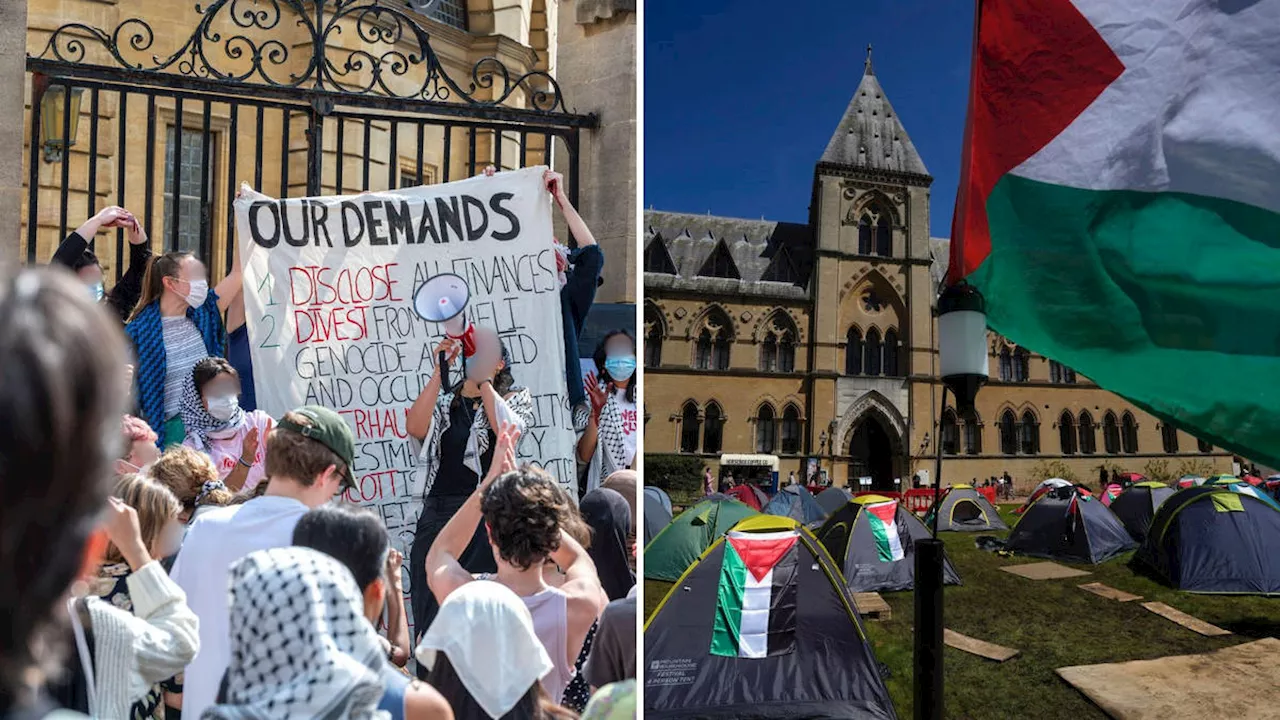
xmin=0 ymin=0 xmax=28 ymax=268
xmin=554 ymin=0 xmax=636 ymax=303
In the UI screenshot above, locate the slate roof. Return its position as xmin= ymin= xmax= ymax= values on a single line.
xmin=930 ymin=237 xmax=950 ymax=294
xmin=820 ymin=59 xmax=929 ymax=176
xmin=643 ymin=211 xmax=813 ymax=299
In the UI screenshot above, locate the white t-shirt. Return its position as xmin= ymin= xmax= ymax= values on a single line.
xmin=169 ymin=495 xmax=310 ymax=718
xmin=615 ymin=388 xmax=637 ymax=468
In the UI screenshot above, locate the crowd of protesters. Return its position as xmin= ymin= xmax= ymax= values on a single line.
xmin=1 ymin=167 xmax=637 ymax=720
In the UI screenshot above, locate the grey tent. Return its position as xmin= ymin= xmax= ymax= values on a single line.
xmin=1005 ymin=485 xmax=1135 ymax=563
xmin=762 ymin=484 xmax=827 ymax=525
xmin=644 ymin=515 xmax=897 ymax=719
xmin=814 ymin=494 xmax=961 ymax=592
xmin=815 ymin=486 xmax=853 ymax=515
xmin=1109 ymin=481 xmax=1175 ymax=543
xmin=924 ymin=485 xmax=1008 ymax=532
xmin=644 ymin=486 xmax=674 ymax=545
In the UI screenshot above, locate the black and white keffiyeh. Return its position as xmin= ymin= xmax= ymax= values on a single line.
xmin=179 ymin=379 xmax=245 ymax=452
xmin=203 ymin=547 xmax=389 ymax=720
xmin=597 ymin=389 xmax=629 ymax=478
xmin=413 ymin=386 xmax=535 ymax=499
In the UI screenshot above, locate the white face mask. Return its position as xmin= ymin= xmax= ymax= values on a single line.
xmin=183 ymin=279 xmax=209 ymax=308
xmin=206 ymin=394 xmax=240 ymax=421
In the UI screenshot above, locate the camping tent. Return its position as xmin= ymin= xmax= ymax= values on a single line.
xmin=815 ymin=486 xmax=853 ymax=515
xmin=816 ymin=495 xmax=962 ymax=592
xmin=1136 ymin=486 xmax=1280 ymax=594
xmin=1016 ymin=478 xmax=1072 ymax=514
xmin=925 ymin=485 xmax=1008 ymax=532
xmin=644 ymin=486 xmax=674 ymax=545
xmin=1005 ymin=485 xmax=1136 ymax=563
xmin=1109 ymin=481 xmax=1175 ymax=543
xmin=1177 ymin=475 xmax=1206 ymax=489
xmin=644 ymin=515 xmax=897 ymax=719
xmin=644 ymin=498 xmax=760 ymax=582
xmin=725 ymin=483 xmax=768 ymax=511
xmin=1100 ymin=483 xmax=1124 ymax=507
xmin=1204 ymin=478 xmax=1280 ymax=511
xmin=762 ymin=484 xmax=827 ymax=525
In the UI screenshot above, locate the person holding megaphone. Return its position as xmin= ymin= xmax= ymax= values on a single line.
xmin=404 ymin=327 xmax=535 ymax=679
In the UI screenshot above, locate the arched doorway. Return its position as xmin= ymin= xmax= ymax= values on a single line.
xmin=848 ymin=415 xmax=899 ymax=491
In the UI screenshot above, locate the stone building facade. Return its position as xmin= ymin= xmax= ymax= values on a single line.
xmin=11 ymin=0 xmax=635 ymax=308
xmin=643 ymin=55 xmax=1232 ymax=493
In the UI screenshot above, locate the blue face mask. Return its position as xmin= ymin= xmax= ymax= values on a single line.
xmin=89 ymin=282 xmax=104 ymax=302
xmin=604 ymin=354 xmax=636 ymax=381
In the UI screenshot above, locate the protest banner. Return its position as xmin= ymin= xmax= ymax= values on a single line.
xmin=234 ymin=167 xmax=573 ymax=617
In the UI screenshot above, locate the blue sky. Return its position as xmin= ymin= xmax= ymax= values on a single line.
xmin=644 ymin=0 xmax=974 ymax=237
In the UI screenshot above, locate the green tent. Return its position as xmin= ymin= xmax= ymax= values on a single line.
xmin=643 ymin=498 xmax=760 ymax=582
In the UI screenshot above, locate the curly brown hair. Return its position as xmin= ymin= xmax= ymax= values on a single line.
xmin=480 ymin=467 xmax=563 ymax=571
xmin=148 ymin=445 xmax=220 ymax=516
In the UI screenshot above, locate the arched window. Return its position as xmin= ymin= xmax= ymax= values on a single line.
xmin=961 ymin=408 xmax=982 ymax=455
xmin=875 ymin=216 xmax=891 ymax=256
xmin=999 ymin=410 xmax=1017 ymax=455
xmin=846 ymin=327 xmax=863 ymax=375
xmin=883 ymin=328 xmax=900 ymax=377
xmin=999 ymin=348 xmax=1012 ymax=382
xmin=1013 ymin=348 xmax=1031 ymax=382
xmin=760 ymin=336 xmax=778 ymax=372
xmin=1059 ymin=411 xmax=1077 ymax=455
xmin=1079 ymin=411 xmax=1096 ymax=454
xmin=756 ymin=404 xmax=776 ymax=453
xmin=680 ymin=401 xmax=700 ymax=453
xmin=1121 ymin=412 xmax=1139 ymax=454
xmin=703 ymin=403 xmax=725 ymax=454
xmin=1103 ymin=412 xmax=1120 ymax=454
xmin=941 ymin=408 xmax=959 ymax=456
xmin=781 ymin=405 xmax=801 ymax=454
xmin=1162 ymin=423 xmax=1179 ymax=454
xmin=1198 ymin=438 xmax=1213 ymax=453
xmin=644 ymin=304 xmax=664 ymax=368
xmin=713 ymin=333 xmax=731 ymax=370
xmin=858 ymin=216 xmax=873 ymax=255
xmin=865 ymin=328 xmax=883 ymax=376
xmin=1020 ymin=411 xmax=1040 ymax=455
xmin=695 ymin=329 xmax=712 ymax=370
xmin=779 ymin=336 xmax=795 ymax=373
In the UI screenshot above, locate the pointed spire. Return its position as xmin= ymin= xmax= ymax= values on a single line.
xmin=818 ymin=47 xmax=929 ymax=176
xmin=865 ymin=44 xmax=874 ymax=75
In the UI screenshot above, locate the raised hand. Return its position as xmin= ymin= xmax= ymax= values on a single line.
xmin=584 ymin=371 xmax=607 ymax=419
xmin=102 ymin=496 xmax=150 ymax=570
xmin=480 ymin=422 xmax=521 ymax=491
xmin=385 ymin=548 xmax=405 ymax=590
xmin=125 ymin=213 xmax=147 ymax=246
xmin=437 ymin=336 xmax=463 ymax=366
xmin=240 ymin=426 xmax=260 ymax=465
xmin=543 ymin=169 xmax=567 ymax=207
xmin=482 ymin=165 xmax=497 ymax=178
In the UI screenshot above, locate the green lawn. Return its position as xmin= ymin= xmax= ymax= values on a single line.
xmin=644 ymin=505 xmax=1280 ymax=720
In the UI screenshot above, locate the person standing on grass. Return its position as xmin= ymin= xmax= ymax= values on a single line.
xmin=169 ymin=405 xmax=356 ymax=719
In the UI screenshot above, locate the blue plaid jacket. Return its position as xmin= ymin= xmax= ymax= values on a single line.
xmin=125 ymin=291 xmax=225 ymax=446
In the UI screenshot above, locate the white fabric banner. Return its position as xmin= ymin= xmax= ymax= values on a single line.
xmin=233 ymin=166 xmax=573 ymax=577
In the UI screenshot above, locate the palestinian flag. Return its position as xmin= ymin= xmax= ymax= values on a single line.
xmin=951 ymin=1 xmax=1280 ymax=468
xmin=864 ymin=501 xmax=903 ymax=563
xmin=710 ymin=531 xmax=798 ymax=659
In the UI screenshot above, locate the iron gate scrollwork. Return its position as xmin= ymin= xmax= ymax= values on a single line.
xmin=26 ymin=0 xmax=596 ymax=276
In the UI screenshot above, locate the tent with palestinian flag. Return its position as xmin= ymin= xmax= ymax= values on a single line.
xmin=815 ymin=495 xmax=962 ymax=593
xmin=643 ymin=515 xmax=896 ymax=719
xmin=950 ymin=1 xmax=1280 ymax=470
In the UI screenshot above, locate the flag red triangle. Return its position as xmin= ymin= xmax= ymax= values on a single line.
xmin=728 ymin=534 xmax=797 ymax=583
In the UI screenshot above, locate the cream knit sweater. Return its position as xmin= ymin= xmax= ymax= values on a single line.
xmin=83 ymin=560 xmax=199 ymax=719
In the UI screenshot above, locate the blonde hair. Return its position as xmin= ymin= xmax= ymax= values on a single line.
xmin=547 ymin=483 xmax=591 ymax=549
xmin=106 ymin=474 xmax=180 ymax=564
xmin=148 ymin=445 xmax=219 ymax=513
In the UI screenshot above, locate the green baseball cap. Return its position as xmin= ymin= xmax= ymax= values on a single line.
xmin=276 ymin=405 xmax=356 ymax=491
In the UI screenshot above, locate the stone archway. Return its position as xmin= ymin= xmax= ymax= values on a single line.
xmin=847 ymin=415 xmax=903 ymax=491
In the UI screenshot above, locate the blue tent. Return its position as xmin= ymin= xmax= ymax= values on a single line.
xmin=1136 ymin=486 xmax=1280 ymax=595
xmin=762 ymin=484 xmax=827 ymax=525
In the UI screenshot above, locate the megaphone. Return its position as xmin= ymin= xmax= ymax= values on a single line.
xmin=413 ymin=273 xmax=476 ymax=357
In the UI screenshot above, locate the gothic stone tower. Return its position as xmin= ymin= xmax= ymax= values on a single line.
xmin=808 ymin=51 xmax=937 ymax=490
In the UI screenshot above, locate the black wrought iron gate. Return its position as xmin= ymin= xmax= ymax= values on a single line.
xmin=25 ymin=0 xmax=595 ymax=280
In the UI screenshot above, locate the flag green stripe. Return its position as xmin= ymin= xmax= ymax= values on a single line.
xmin=972 ymin=172 xmax=1280 ymax=468
xmin=710 ymin=543 xmax=747 ymax=657
xmin=867 ymin=516 xmax=895 ymax=563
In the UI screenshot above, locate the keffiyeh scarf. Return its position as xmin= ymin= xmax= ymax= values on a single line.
xmin=413 ymin=386 xmax=535 ymax=499
xmin=179 ymin=380 xmax=244 ymax=451
xmin=597 ymin=387 xmax=629 ymax=477
xmin=204 ymin=547 xmax=389 ymax=720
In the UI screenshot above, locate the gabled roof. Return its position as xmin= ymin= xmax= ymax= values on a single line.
xmin=696 ymin=239 xmax=741 ymax=279
xmin=643 ymin=210 xmax=814 ymax=299
xmin=820 ymin=51 xmax=929 ymax=177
